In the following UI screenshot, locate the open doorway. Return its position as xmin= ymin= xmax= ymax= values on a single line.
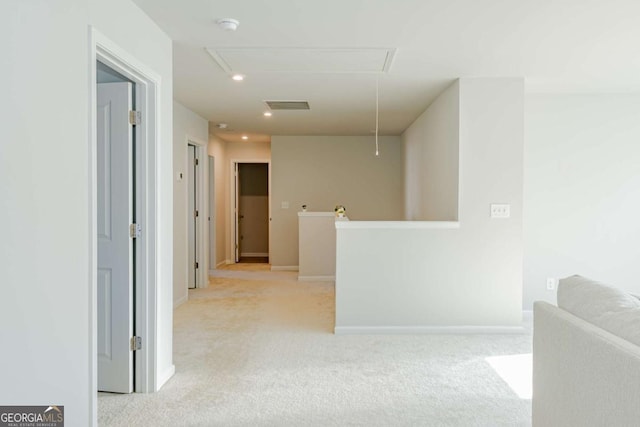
xmin=185 ymin=139 xmax=208 ymax=288
xmin=187 ymin=144 xmax=198 ymax=289
xmin=208 ymin=156 xmax=216 ymax=271
xmin=234 ymin=162 xmax=270 ymax=263
xmin=91 ymin=32 xmax=161 ymax=397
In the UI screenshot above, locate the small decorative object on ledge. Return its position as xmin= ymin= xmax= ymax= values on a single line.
xmin=335 ymin=205 xmax=346 ymax=217
xmin=301 ymin=204 xmax=307 ymax=212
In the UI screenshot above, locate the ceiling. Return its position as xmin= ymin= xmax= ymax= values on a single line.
xmin=133 ymin=0 xmax=640 ymax=143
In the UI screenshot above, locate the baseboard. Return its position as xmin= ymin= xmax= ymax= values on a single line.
xmin=334 ymin=325 xmax=527 ymax=335
xmin=241 ymin=252 xmax=269 ymax=257
xmin=298 ymin=275 xmax=335 ymax=282
xmin=157 ymin=364 xmax=175 ymax=391
xmin=271 ymin=265 xmax=299 ymax=271
xmin=173 ymin=295 xmax=188 ymax=309
xmin=216 ymin=260 xmax=228 ymax=268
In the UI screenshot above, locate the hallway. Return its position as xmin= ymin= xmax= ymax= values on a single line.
xmin=98 ymin=266 xmax=531 ymax=426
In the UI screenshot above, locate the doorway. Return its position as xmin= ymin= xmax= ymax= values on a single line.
xmin=91 ymin=31 xmax=160 ymax=398
xmin=185 ymin=139 xmax=208 ymax=288
xmin=187 ymin=144 xmax=198 ymax=289
xmin=235 ymin=163 xmax=270 ymax=263
xmin=208 ymin=156 xmax=216 ymax=272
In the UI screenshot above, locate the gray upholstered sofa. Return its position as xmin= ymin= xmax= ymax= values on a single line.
xmin=533 ymin=275 xmax=640 ymax=427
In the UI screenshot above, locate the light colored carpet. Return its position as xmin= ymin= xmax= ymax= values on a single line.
xmin=99 ymin=266 xmax=532 ymax=426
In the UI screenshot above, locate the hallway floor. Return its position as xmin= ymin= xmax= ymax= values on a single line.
xmin=98 ymin=265 xmax=532 ymax=426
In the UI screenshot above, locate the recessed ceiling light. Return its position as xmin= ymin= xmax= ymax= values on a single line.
xmin=263 ymin=112 xmax=272 ymax=117
xmin=231 ymin=74 xmax=244 ymax=81
xmin=241 ymin=135 xmax=248 ymax=140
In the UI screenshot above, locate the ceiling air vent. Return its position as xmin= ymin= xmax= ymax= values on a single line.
xmin=265 ymin=100 xmax=310 ymax=110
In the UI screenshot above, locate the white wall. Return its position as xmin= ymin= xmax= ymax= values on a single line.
xmin=90 ymin=0 xmax=175 ymax=395
xmin=0 ymin=1 xmax=173 ymax=424
xmin=524 ymin=94 xmax=640 ymax=309
xmin=271 ymin=136 xmax=404 ymax=268
xmin=207 ymin=134 xmax=227 ymax=267
xmin=298 ymin=213 xmax=339 ymax=279
xmin=206 ymin=138 xmax=271 ymax=265
xmin=336 ymin=78 xmax=524 ymax=330
xmin=404 ymin=81 xmax=460 ymax=220
xmin=173 ymin=101 xmax=208 ymax=306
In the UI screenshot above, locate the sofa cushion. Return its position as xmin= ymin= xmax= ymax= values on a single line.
xmin=557 ymin=275 xmax=640 ymax=347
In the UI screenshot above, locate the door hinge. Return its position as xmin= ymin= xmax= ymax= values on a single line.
xmin=194 ymin=210 xmax=199 ymax=218
xmin=129 ymin=110 xmax=142 ymax=126
xmin=195 ymin=158 xmax=199 ymax=166
xmin=195 ymin=262 xmax=199 ymax=269
xmin=130 ymin=336 xmax=142 ymax=351
xmin=129 ymin=223 xmax=142 ymax=239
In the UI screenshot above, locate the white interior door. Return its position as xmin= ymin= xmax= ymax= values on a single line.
xmin=97 ymin=82 xmax=134 ymax=393
xmin=187 ymin=145 xmax=197 ymax=288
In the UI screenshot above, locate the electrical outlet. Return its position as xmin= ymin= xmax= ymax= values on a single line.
xmin=490 ymin=204 xmax=510 ymax=218
xmin=546 ymin=277 xmax=556 ymax=291
xmin=281 ymin=201 xmax=289 ymax=209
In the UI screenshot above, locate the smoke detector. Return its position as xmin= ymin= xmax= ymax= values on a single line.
xmin=217 ymin=18 xmax=239 ymax=31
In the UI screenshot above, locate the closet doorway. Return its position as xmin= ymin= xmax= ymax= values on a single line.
xmin=233 ymin=162 xmax=269 ymax=263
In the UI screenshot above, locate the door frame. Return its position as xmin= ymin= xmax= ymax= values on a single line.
xmin=89 ymin=27 xmax=159 ymax=409
xmin=229 ymin=159 xmax=271 ymax=264
xmin=186 ymin=137 xmax=208 ymax=288
xmin=208 ymin=155 xmax=216 ymax=274
xmin=187 ymin=144 xmax=197 ymax=289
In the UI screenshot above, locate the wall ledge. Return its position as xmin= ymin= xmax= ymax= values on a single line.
xmin=335 ymin=221 xmax=460 ymax=230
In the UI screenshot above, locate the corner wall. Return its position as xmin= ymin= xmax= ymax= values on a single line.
xmin=271 ymin=136 xmax=404 ymax=268
xmin=335 ymin=78 xmax=524 ymax=330
xmin=89 ymin=0 xmax=175 ymax=393
xmin=207 ymin=134 xmax=227 ymax=267
xmin=404 ymin=81 xmax=459 ymax=220
xmin=524 ymin=94 xmax=640 ymax=308
xmin=173 ymin=101 xmax=208 ymax=306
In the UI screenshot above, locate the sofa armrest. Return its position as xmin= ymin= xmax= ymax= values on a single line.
xmin=533 ymin=301 xmax=640 ymax=427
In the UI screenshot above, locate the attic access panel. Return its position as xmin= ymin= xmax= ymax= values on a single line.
xmin=206 ymin=47 xmax=396 ymax=74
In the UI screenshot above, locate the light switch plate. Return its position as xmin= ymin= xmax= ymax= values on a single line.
xmin=490 ymin=204 xmax=510 ymax=218
xmin=281 ymin=201 xmax=289 ymax=209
